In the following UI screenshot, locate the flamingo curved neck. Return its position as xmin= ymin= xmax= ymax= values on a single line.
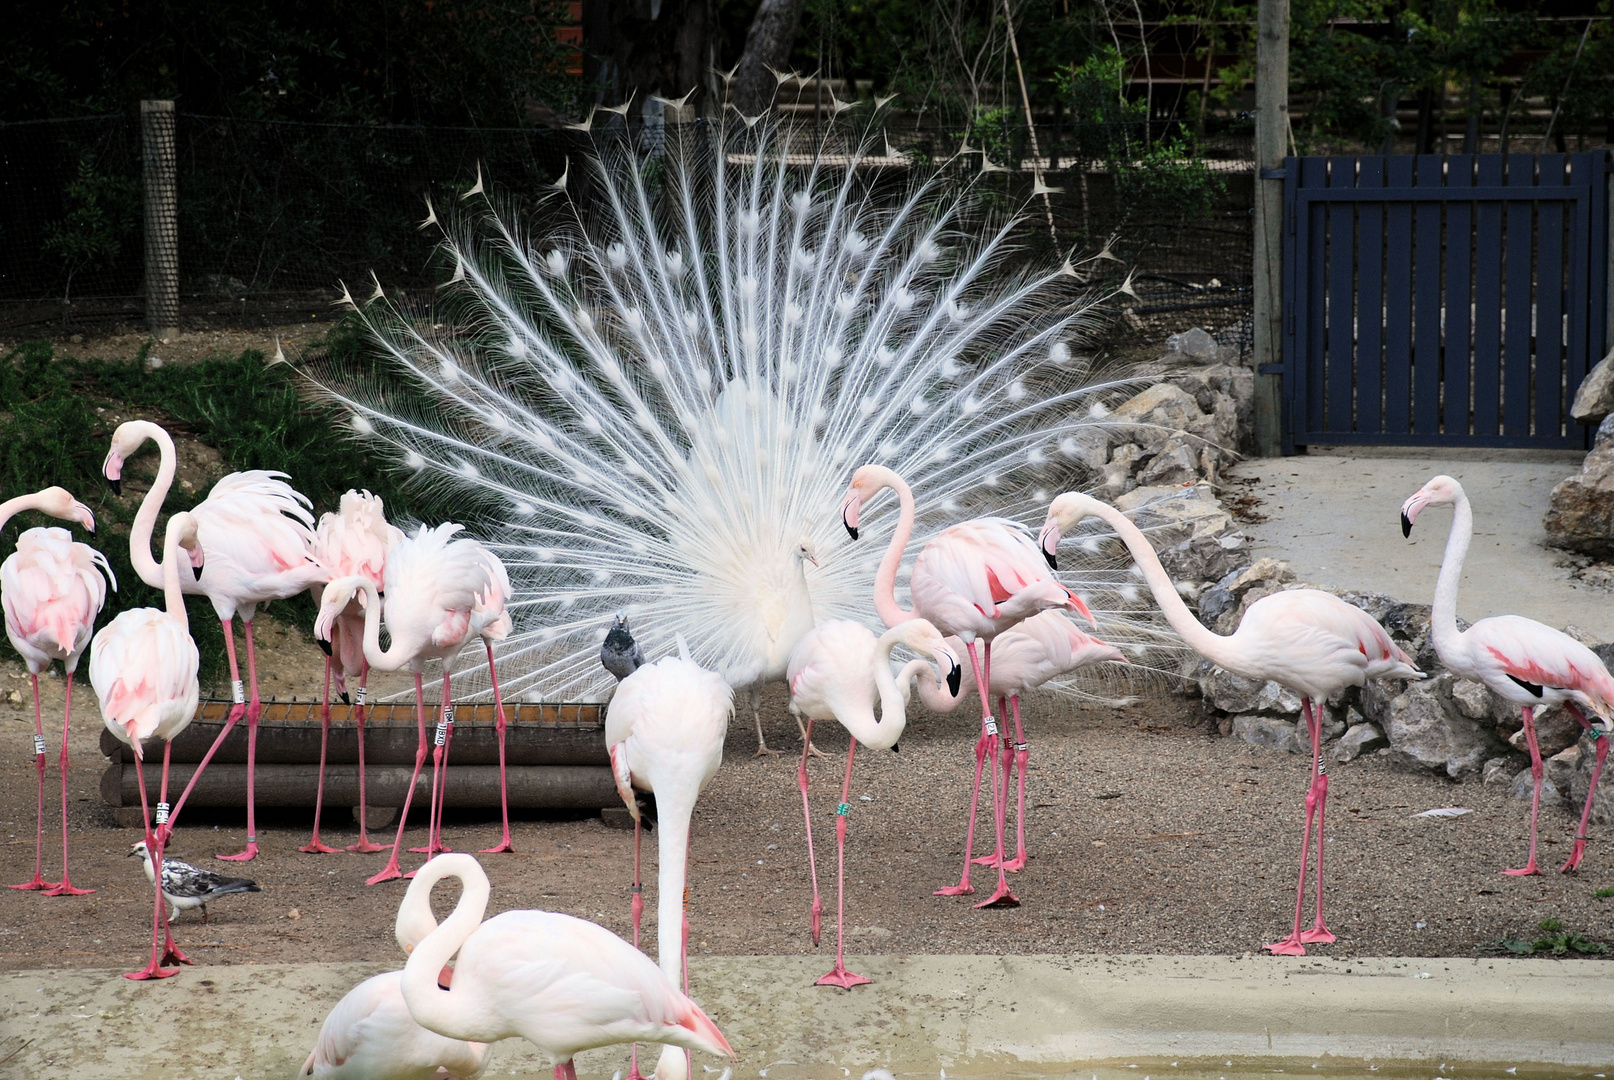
xmin=911 ymin=655 xmax=966 ymax=713
xmin=0 ymin=491 xmax=61 ymax=535
xmin=160 ymin=522 xmax=189 ymax=631
xmin=1081 ymin=499 xmax=1238 ymax=670
xmin=1428 ymin=490 xmax=1474 ymax=665
xmin=401 ymin=858 xmax=493 ymax=1041
xmin=854 ymin=626 xmax=913 ymax=750
xmin=124 ymin=421 xmax=178 ymax=591
xmin=345 ymin=578 xmax=414 ymax=671
xmin=867 ymin=467 xmax=916 ymax=627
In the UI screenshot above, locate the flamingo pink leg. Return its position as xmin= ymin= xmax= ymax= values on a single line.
xmin=368 ymin=674 xmax=430 ymax=885
xmin=1004 ymin=694 xmax=1030 ymax=872
xmin=1299 ymin=703 xmax=1335 ymax=944
xmin=554 ymin=1062 xmax=578 ymax=1080
xmin=156 ymin=744 xmax=192 ymax=967
xmin=973 ymin=640 xmax=1018 ymax=909
xmin=124 ymin=751 xmax=178 ymax=980
xmin=1504 ymin=706 xmax=1545 ymax=876
xmin=217 ymin=620 xmax=263 ymax=861
xmin=1560 ymin=704 xmax=1606 ymax=873
xmin=479 ymin=641 xmax=516 ymax=854
xmin=45 ymin=672 xmax=93 ymax=896
xmin=300 ymin=655 xmax=341 ymax=853
xmin=410 ymin=671 xmax=455 ymax=859
xmin=1266 ymin=698 xmax=1328 ymax=955
xmin=973 ymin=693 xmax=1013 ymax=870
xmin=797 ymin=717 xmax=823 ymax=946
xmin=162 ymin=618 xmax=246 ymax=847
xmin=347 ymin=664 xmax=385 ymax=853
xmin=625 ymin=811 xmax=647 ymax=1080
xmin=936 ymin=640 xmax=992 ymax=897
xmin=817 ymin=740 xmax=871 ymax=989
xmin=10 ymin=673 xmax=58 ymax=891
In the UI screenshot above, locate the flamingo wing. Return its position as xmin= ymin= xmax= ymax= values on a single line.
xmin=308 ymin=971 xmax=486 ymax=1080
xmin=1469 ymin=616 xmax=1614 ymax=719
xmin=918 ymin=520 xmax=1087 ymax=628
xmin=88 ymin=608 xmax=200 ymax=749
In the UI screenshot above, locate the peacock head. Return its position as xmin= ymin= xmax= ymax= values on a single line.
xmin=795 ymin=537 xmax=820 ymax=568
xmin=1400 ymin=475 xmax=1463 ymax=538
xmin=1038 ymin=491 xmax=1102 ymax=570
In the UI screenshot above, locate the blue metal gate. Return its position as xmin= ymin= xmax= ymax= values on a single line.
xmin=1281 ymin=152 xmax=1609 ymax=452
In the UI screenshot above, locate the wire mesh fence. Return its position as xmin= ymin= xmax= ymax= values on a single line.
xmin=0 ymin=111 xmax=1253 ymax=339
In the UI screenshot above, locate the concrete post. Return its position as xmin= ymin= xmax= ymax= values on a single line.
xmin=140 ymin=100 xmax=179 ymax=341
xmin=1252 ymin=0 xmax=1289 ymax=456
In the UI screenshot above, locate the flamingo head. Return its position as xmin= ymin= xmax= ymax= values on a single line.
xmin=795 ymin=536 xmax=820 ymax=568
xmin=901 ymin=618 xmax=963 ymax=697
xmin=840 ymin=464 xmax=892 ymax=540
xmin=103 ymin=421 xmax=157 ymax=496
xmin=314 ymin=577 xmax=364 ymax=643
xmin=1039 ymin=491 xmax=1099 ymax=570
xmin=1400 ymin=475 xmax=1463 ymax=538
xmin=36 ymin=486 xmax=96 ymax=533
xmin=166 ymin=511 xmax=204 ymax=573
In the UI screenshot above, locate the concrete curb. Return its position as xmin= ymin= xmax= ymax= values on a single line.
xmin=3 ymin=954 xmax=1609 ymax=1078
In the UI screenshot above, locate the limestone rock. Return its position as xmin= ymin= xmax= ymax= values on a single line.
xmin=1568 ymin=733 xmax=1614 ymax=826
xmin=1451 ymin=679 xmax=1504 ymax=724
xmin=1507 ymin=705 xmax=1583 ymax=758
xmin=1232 ymin=714 xmax=1300 ymax=753
xmin=1109 ymin=383 xmax=1204 ymax=449
xmin=1198 ymin=664 xmax=1302 ymax=715
xmin=1570 ymin=346 xmax=1614 ymax=424
xmin=1509 ymin=767 xmax=1563 ymax=807
xmin=1544 ymin=415 xmax=1614 ymax=558
xmin=1061 ymin=427 xmax=1111 ymax=471
xmin=1138 ymin=435 xmax=1203 ymax=487
xmin=1380 ymin=674 xmax=1503 ymax=779
xmin=1332 ymin=722 xmax=1386 ymax=763
xmin=1482 ymin=756 xmax=1520 ymax=785
xmin=1166 ymin=327 xmax=1219 ymax=360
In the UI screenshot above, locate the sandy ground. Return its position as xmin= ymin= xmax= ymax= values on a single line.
xmin=1 ymin=321 xmax=332 ymax=363
xmin=2 ymin=644 xmax=1612 ymax=975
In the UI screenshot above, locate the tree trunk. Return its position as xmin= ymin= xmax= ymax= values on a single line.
xmin=731 ymin=0 xmax=808 ymax=115
xmin=581 ymin=0 xmax=716 ymax=119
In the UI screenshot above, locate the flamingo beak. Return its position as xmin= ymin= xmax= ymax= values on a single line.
xmin=946 ymin=654 xmax=962 ymax=697
xmin=317 ymin=637 xmax=333 ymax=657
xmin=1399 ymin=491 xmax=1428 ymax=537
xmin=1400 ymin=511 xmax=1414 ymax=538
xmin=103 ymin=451 xmax=124 ymax=495
xmin=840 ymin=490 xmax=861 ymax=540
xmin=1039 ymin=521 xmax=1061 ymax=570
xmin=73 ymin=501 xmax=96 ymax=533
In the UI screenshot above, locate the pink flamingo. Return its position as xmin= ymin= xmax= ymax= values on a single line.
xmin=1041 ymin=492 xmax=1422 ymax=956
xmin=398 ymin=854 xmax=734 ymax=1080
xmin=103 ymin=420 xmax=325 ymax=861
xmin=302 ymin=490 xmax=403 ymax=855
xmin=89 ymin=512 xmax=203 ymax=980
xmin=471 ymin=559 xmax=514 ymax=856
xmin=787 ymin=617 xmax=960 ymax=988
xmin=1402 ymin=475 xmax=1614 ymax=874
xmin=315 ymin=523 xmax=507 ymax=885
xmin=911 ymin=611 xmax=1126 ymax=872
xmin=1 ymin=487 xmax=109 ymax=896
xmin=840 ymin=464 xmax=1091 ymax=908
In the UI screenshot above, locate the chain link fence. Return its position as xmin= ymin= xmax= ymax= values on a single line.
xmin=0 ymin=110 xmax=1252 ymax=343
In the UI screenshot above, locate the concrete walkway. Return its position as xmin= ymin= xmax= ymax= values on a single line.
xmin=1230 ymin=449 xmax=1614 ymax=641
xmin=4 ymin=954 xmax=1611 ymax=1078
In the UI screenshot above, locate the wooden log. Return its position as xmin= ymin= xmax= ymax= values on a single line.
xmin=99 ymin=699 xmax=608 ymax=767
xmin=100 ymin=762 xmax=618 ymax=810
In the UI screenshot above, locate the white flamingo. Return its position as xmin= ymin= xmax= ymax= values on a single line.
xmin=396 ymin=854 xmax=734 ymax=1080
xmin=104 ymin=420 xmax=324 ymax=860
xmin=89 ymin=511 xmax=202 ymax=979
xmin=0 ymin=486 xmax=110 ymax=896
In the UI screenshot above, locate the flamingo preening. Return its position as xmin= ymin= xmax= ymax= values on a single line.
xmin=787 ymin=617 xmax=960 ymax=988
xmin=315 ymin=523 xmax=508 ymax=884
xmin=911 ymin=610 xmax=1126 ymax=872
xmin=1 ymin=487 xmax=110 ymax=896
xmin=1402 ymin=475 xmax=1614 ymax=875
xmin=1042 ymin=492 xmax=1422 ymax=956
xmin=841 ymin=464 xmax=1090 ymax=908
xmin=303 ymin=490 xmax=403 ymax=855
xmin=396 ymin=854 xmax=734 ymax=1080
xmin=89 ymin=511 xmax=203 ymax=979
xmin=104 ymin=420 xmax=325 ymax=861
xmin=602 ymin=626 xmax=732 ymax=1079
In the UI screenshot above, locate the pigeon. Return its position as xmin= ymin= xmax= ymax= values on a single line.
xmin=129 ymin=841 xmax=261 ymax=924
xmin=600 ymin=613 xmax=645 ymax=681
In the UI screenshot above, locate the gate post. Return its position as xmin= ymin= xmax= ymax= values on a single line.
xmin=1252 ymin=0 xmax=1289 ymax=456
xmin=141 ymin=100 xmax=179 ymax=341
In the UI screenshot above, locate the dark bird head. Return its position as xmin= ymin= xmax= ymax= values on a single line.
xmin=601 ymin=612 xmax=645 ymax=681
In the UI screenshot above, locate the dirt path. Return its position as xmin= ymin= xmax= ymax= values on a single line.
xmin=3 ymin=659 xmax=1611 ymax=973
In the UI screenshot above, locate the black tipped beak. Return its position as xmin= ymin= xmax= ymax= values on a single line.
xmin=891 ymin=742 xmax=899 ymax=754
xmin=843 ymin=518 xmax=858 ymax=541
xmin=1400 ymin=512 xmax=1413 ymax=539
xmin=108 ymin=477 xmax=122 ymax=496
xmin=339 ymin=691 xmax=351 ymax=705
xmin=947 ymin=661 xmax=963 ymax=697
xmin=193 ymin=560 xmax=204 ymax=576
xmin=1043 ymin=549 xmax=1057 ymax=571
xmin=317 ymin=638 xmax=332 ymax=656
xmin=126 ymin=848 xmax=140 ymax=858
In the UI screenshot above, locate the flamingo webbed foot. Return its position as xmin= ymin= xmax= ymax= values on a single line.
xmin=478 ymin=839 xmax=516 ymax=854
xmin=124 ymin=962 xmax=181 ymax=980
xmin=366 ymin=863 xmax=404 ymax=885
xmin=815 ymin=966 xmax=872 ymax=990
xmin=298 ymin=841 xmax=341 ymax=854
xmin=43 ymin=882 xmax=94 ymax=897
xmin=973 ymin=882 xmax=1020 ymax=909
xmin=8 ymin=875 xmax=58 ymax=891
xmin=1263 ymin=936 xmax=1307 ymax=956
xmin=753 ymin=743 xmax=783 ymax=757
xmin=346 ymin=840 xmax=387 ymax=853
xmin=1299 ymin=924 xmax=1336 ymax=945
xmin=934 ymin=882 xmax=974 ymax=897
xmin=1559 ymin=839 xmax=1588 ymax=873
xmin=1502 ymin=864 xmax=1542 ymax=877
xmin=216 ymin=842 xmax=258 ymax=862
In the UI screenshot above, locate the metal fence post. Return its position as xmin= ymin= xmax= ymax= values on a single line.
xmin=1252 ymin=0 xmax=1289 ymax=456
xmin=141 ymin=100 xmax=179 ymax=340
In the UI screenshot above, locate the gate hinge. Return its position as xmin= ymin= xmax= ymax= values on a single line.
xmin=1258 ymin=364 xmax=1285 ymax=375
xmin=1261 ymin=166 xmax=1288 ymax=180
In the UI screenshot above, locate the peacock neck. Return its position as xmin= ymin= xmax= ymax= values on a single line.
xmin=125 ymin=422 xmax=178 ymax=592
xmin=400 ymin=856 xmax=495 ymax=1042
xmin=1082 ymin=499 xmax=1240 ymax=671
xmin=1429 ymin=490 xmax=1474 ymax=665
xmin=870 ymin=467 xmax=916 ymax=628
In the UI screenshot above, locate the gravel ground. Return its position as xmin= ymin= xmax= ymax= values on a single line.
xmin=3 ymin=639 xmax=1612 ymax=974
